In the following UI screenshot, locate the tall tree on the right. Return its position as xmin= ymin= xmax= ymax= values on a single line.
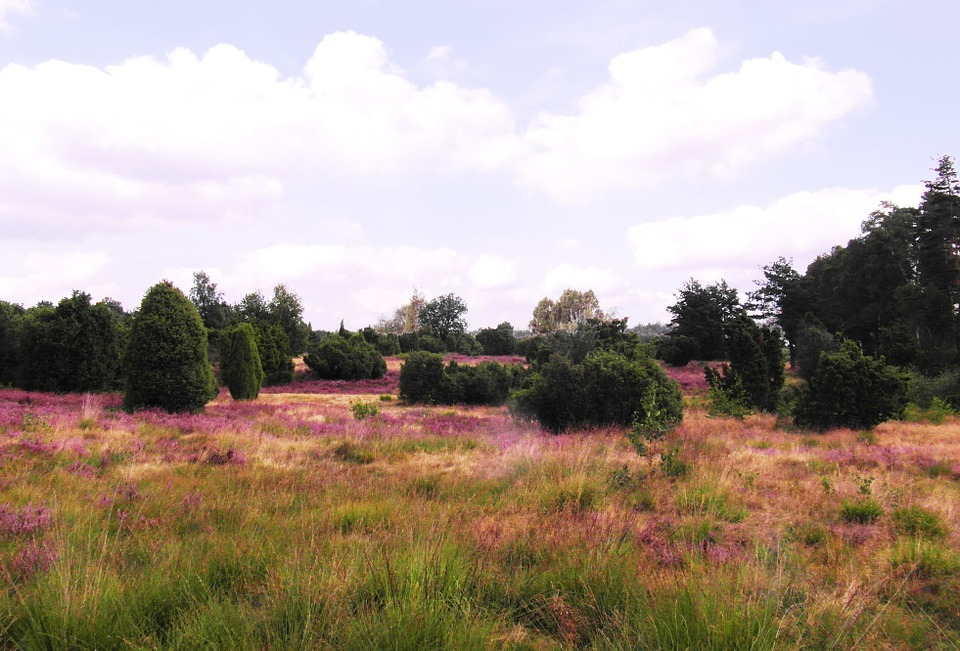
xmin=914 ymin=155 xmax=960 ymax=370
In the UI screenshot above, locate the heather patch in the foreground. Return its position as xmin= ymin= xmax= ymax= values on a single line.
xmin=1 ymin=389 xmax=959 ymax=649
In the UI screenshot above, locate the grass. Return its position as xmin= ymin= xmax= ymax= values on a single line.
xmin=2 ymin=380 xmax=960 ymax=649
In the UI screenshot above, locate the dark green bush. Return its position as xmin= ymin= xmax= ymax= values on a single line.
xmin=794 ymin=339 xmax=908 ymax=431
xmin=304 ymin=333 xmax=386 ymax=380
xmin=220 ymin=323 xmax=264 ymax=400
xmin=255 ymin=322 xmax=294 ymax=386
xmin=657 ymin=334 xmax=700 ymax=367
xmin=398 ymin=352 xmax=526 ymax=405
xmin=510 ymin=350 xmax=683 ymax=434
xmin=704 ymin=316 xmax=784 ymax=413
xmin=476 ymin=322 xmax=517 ymax=355
xmin=122 ymin=282 xmax=218 ymax=413
xmin=398 ymin=351 xmax=448 ymax=404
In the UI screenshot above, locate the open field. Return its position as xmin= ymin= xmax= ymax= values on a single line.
xmin=1 ymin=360 xmax=960 ymax=649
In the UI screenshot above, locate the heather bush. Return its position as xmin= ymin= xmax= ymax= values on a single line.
xmin=220 ymin=323 xmax=264 ymax=400
xmin=304 ymin=333 xmax=386 ymax=380
xmin=794 ymin=339 xmax=908 ymax=431
xmin=122 ymin=282 xmax=217 ymax=413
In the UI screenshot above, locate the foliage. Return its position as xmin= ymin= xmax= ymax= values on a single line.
xmin=746 ymin=257 xmax=810 ymax=366
xmin=510 ymin=350 xmax=683 ymax=434
xmin=839 ymin=498 xmax=883 ymax=524
xmin=220 ymin=323 xmax=264 ymax=400
xmin=350 ymin=400 xmax=380 ymax=420
xmin=188 ymin=270 xmax=231 ymax=330
xmin=795 ymin=320 xmax=837 ymax=381
xmin=657 ymin=334 xmax=700 ymax=367
xmin=268 ymin=284 xmax=309 ymax=356
xmin=475 ymin=322 xmax=517 ymax=355
xmin=398 ymin=352 xmax=526 ymax=405
xmin=254 ymin=323 xmax=294 ymax=386
xmin=303 ymin=333 xmax=386 ymax=380
xmin=892 ymin=506 xmax=947 ymax=538
xmin=704 ymin=314 xmax=784 ymax=413
xmin=666 ymin=279 xmax=741 ymax=360
xmin=417 ymin=293 xmax=468 ymax=341
xmin=793 ymin=339 xmax=908 ymax=431
xmin=529 ymin=288 xmax=604 ymax=334
xmin=122 ymin=281 xmax=218 ymax=413
xmin=521 ymin=317 xmax=648 ymax=368
xmin=0 ymin=300 xmax=25 ymax=385
xmin=360 ymin=326 xmax=401 ymax=356
xmin=17 ymin=291 xmax=124 ymax=393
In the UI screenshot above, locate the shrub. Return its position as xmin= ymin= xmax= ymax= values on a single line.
xmin=657 ymin=334 xmax=700 ymax=367
xmin=350 ymin=401 xmax=380 ymax=420
xmin=304 ymin=333 xmax=386 ymax=380
xmin=398 ymin=353 xmax=526 ymax=405
xmin=703 ymin=315 xmax=784 ymax=413
xmin=220 ymin=323 xmax=264 ymax=400
xmin=122 ymin=281 xmax=218 ymax=413
xmin=255 ymin=323 xmax=294 ymax=386
xmin=510 ymin=350 xmax=683 ymax=434
xmin=794 ymin=339 xmax=908 ymax=431
xmin=398 ymin=351 xmax=448 ymax=404
xmin=892 ymin=506 xmax=947 ymax=538
xmin=839 ymin=498 xmax=883 ymax=524
xmin=475 ymin=322 xmax=517 ymax=355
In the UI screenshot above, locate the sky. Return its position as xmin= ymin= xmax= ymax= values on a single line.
xmin=1 ymin=0 xmax=957 ymax=331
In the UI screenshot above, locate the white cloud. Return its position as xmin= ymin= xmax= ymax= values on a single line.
xmin=542 ymin=263 xmax=624 ymax=294
xmin=0 ymin=0 xmax=31 ymax=31
xmin=0 ymin=32 xmax=520 ymax=237
xmin=517 ymin=28 xmax=874 ymax=200
xmin=427 ymin=45 xmax=453 ymax=61
xmin=0 ymin=250 xmax=109 ymax=304
xmin=627 ymin=183 xmax=924 ymax=276
xmin=468 ymin=254 xmax=517 ymax=289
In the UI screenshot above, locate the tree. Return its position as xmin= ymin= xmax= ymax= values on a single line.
xmin=236 ymin=291 xmax=270 ymax=324
xmin=793 ymin=339 xmax=908 ymax=431
xmin=376 ymin=288 xmax=425 ymax=334
xmin=666 ymin=279 xmax=741 ymax=360
xmin=529 ymin=289 xmax=604 ymax=334
xmin=0 ymin=300 xmax=24 ymax=386
xmin=747 ymin=258 xmax=810 ymax=366
xmin=188 ymin=270 xmax=231 ymax=330
xmin=122 ymin=281 xmax=218 ymax=413
xmin=705 ymin=313 xmax=784 ymax=412
xmin=418 ymin=294 xmax=468 ymax=340
xmin=255 ymin=322 xmax=295 ymax=385
xmin=220 ymin=323 xmax=264 ymax=400
xmin=476 ymin=322 xmax=517 ymax=355
xmin=18 ymin=291 xmax=123 ymax=393
xmin=268 ymin=284 xmax=309 ymax=355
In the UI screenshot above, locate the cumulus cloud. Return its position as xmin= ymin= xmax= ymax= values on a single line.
xmin=627 ymin=184 xmax=924 ymax=276
xmin=468 ymin=254 xmax=517 ymax=289
xmin=0 ymin=32 xmax=520 ymax=237
xmin=0 ymin=250 xmax=109 ymax=303
xmin=0 ymin=0 xmax=31 ymax=31
xmin=518 ymin=28 xmax=874 ymax=200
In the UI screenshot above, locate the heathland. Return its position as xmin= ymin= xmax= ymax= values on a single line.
xmin=1 ymin=357 xmax=959 ymax=649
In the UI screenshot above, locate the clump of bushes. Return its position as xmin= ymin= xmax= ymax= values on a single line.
xmin=398 ymin=352 xmax=526 ymax=405
xmin=510 ymin=350 xmax=683 ymax=434
xmin=304 ymin=333 xmax=386 ymax=380
xmin=255 ymin=322 xmax=295 ymax=386
xmin=793 ymin=339 xmax=908 ymax=431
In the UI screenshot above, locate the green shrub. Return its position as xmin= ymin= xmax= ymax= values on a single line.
xmin=122 ymin=282 xmax=218 ymax=413
xmin=398 ymin=353 xmax=526 ymax=405
xmin=475 ymin=322 xmax=517 ymax=355
xmin=255 ymin=323 xmax=294 ymax=386
xmin=220 ymin=323 xmax=264 ymax=400
xmin=657 ymin=334 xmax=700 ymax=367
xmin=839 ymin=498 xmax=883 ymax=524
xmin=794 ymin=339 xmax=908 ymax=431
xmin=350 ymin=401 xmax=380 ymax=420
xmin=304 ymin=333 xmax=386 ymax=380
xmin=892 ymin=506 xmax=947 ymax=538
xmin=510 ymin=350 xmax=683 ymax=434
xmin=398 ymin=351 xmax=448 ymax=404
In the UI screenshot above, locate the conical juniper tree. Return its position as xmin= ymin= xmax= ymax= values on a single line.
xmin=123 ymin=281 xmax=218 ymax=413
xmin=221 ymin=322 xmax=265 ymax=400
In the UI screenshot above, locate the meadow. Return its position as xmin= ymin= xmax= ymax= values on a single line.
xmin=1 ymin=358 xmax=959 ymax=649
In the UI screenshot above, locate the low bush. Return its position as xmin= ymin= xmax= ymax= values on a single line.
xmin=510 ymin=350 xmax=683 ymax=434
xmin=892 ymin=506 xmax=947 ymax=538
xmin=304 ymin=333 xmax=386 ymax=380
xmin=398 ymin=352 xmax=526 ymax=405
xmin=794 ymin=339 xmax=908 ymax=431
xmin=839 ymin=498 xmax=883 ymax=524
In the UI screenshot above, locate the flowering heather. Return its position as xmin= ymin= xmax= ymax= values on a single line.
xmin=9 ymin=540 xmax=57 ymax=581
xmin=261 ymin=368 xmax=401 ymax=395
xmin=0 ymin=503 xmax=52 ymax=536
xmin=660 ymin=361 xmax=711 ymax=392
